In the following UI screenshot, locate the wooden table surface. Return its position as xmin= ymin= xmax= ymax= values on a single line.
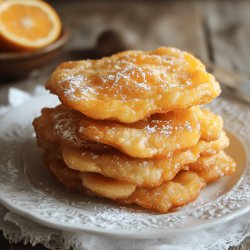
xmin=0 ymin=0 xmax=250 ymax=249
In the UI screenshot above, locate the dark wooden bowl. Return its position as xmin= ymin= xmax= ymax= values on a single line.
xmin=0 ymin=27 xmax=69 ymax=81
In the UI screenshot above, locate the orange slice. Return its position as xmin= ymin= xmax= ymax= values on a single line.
xmin=0 ymin=0 xmax=62 ymax=51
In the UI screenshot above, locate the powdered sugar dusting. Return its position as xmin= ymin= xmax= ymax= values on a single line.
xmin=61 ymin=75 xmax=96 ymax=101
xmin=52 ymin=109 xmax=86 ymax=148
xmin=146 ymin=119 xmax=193 ymax=135
xmin=50 ymin=106 xmax=110 ymax=151
xmin=55 ymin=48 xmax=202 ymax=102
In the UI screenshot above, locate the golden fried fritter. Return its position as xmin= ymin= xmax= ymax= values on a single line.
xmin=34 ymin=104 xmax=223 ymax=159
xmin=189 ymin=151 xmax=236 ymax=183
xmin=79 ymin=106 xmax=201 ymax=158
xmin=46 ymin=47 xmax=221 ymax=123
xmin=62 ymin=146 xmax=197 ymax=188
xmin=47 ymin=158 xmax=205 ymax=213
xmin=78 ymin=106 xmax=223 ymax=158
xmin=60 ymin=131 xmax=228 ymax=188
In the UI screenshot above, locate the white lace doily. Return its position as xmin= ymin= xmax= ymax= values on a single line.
xmin=1 ymin=203 xmax=250 ymax=250
xmin=0 ymin=87 xmax=250 ymax=250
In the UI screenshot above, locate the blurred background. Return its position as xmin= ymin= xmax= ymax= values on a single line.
xmin=0 ymin=0 xmax=250 ymax=101
xmin=49 ymin=0 xmax=249 ymax=73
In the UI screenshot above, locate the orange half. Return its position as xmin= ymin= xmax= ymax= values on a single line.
xmin=0 ymin=0 xmax=62 ymax=51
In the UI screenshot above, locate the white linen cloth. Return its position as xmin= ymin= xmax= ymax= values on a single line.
xmin=0 ymin=86 xmax=249 ymax=250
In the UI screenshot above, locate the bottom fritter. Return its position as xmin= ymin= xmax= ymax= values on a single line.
xmin=45 ymin=151 xmax=236 ymax=213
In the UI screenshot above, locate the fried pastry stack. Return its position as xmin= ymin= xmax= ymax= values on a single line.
xmin=33 ymin=47 xmax=236 ymax=213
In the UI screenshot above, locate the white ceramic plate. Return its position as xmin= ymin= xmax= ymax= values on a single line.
xmin=0 ymin=94 xmax=249 ymax=239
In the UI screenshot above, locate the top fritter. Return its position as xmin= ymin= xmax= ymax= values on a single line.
xmin=46 ymin=47 xmax=221 ymax=123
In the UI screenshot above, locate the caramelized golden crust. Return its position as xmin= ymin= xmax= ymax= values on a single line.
xmin=189 ymin=151 xmax=236 ymax=183
xmin=59 ymin=131 xmax=228 ymax=188
xmin=46 ymin=47 xmax=221 ymax=123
